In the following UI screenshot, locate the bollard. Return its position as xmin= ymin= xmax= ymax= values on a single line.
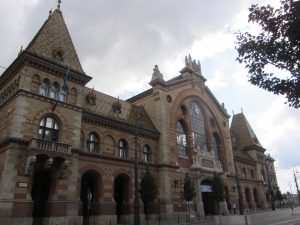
xmin=244 ymin=214 xmax=248 ymax=225
xmin=177 ymin=214 xmax=180 ymax=224
xmin=109 ymin=220 xmax=111 ymax=225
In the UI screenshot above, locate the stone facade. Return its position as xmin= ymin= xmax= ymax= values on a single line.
xmin=0 ymin=5 xmax=279 ymax=225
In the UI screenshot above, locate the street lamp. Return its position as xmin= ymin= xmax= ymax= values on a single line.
xmin=134 ymin=106 xmax=144 ymax=225
xmin=233 ymin=153 xmax=244 ymax=215
xmin=265 ymin=158 xmax=275 ymax=210
xmin=293 ymin=169 xmax=300 ymax=204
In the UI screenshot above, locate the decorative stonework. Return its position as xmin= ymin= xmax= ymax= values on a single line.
xmin=85 ymin=89 xmax=96 ymax=105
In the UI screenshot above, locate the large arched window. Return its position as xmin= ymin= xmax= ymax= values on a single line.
xmin=212 ymin=133 xmax=221 ymax=160
xmin=87 ymin=133 xmax=99 ymax=153
xmin=190 ymin=101 xmax=207 ymax=151
xmin=39 ymin=79 xmax=49 ymax=96
xmin=38 ymin=116 xmax=59 ymax=141
xmin=143 ymin=144 xmax=151 ymax=162
xmin=176 ymin=121 xmax=187 ymax=155
xmin=118 ymin=139 xmax=128 ymax=158
xmin=49 ymin=82 xmax=59 ymax=99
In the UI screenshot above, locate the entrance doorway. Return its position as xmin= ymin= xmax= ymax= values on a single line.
xmin=114 ymin=174 xmax=130 ymax=224
xmin=31 ymin=155 xmax=52 ymax=225
xmin=80 ymin=171 xmax=99 ymax=225
xmin=201 ymin=180 xmax=215 ymax=215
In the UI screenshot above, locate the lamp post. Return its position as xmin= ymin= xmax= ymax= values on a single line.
xmin=265 ymin=158 xmax=275 ymax=210
xmin=293 ymin=169 xmax=300 ymax=204
xmin=134 ymin=106 xmax=144 ymax=225
xmin=233 ymin=153 xmax=244 ymax=215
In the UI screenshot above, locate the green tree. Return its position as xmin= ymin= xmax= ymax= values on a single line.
xmin=212 ymin=173 xmax=225 ymax=214
xmin=235 ymin=0 xmax=300 ymax=108
xmin=139 ymin=168 xmax=158 ymax=221
xmin=183 ymin=174 xmax=196 ymax=222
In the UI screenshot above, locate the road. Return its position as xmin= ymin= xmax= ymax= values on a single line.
xmin=250 ymin=207 xmax=300 ymax=225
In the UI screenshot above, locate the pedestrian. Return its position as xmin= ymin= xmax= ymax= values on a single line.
xmin=291 ymin=204 xmax=294 ymax=215
xmin=233 ymin=203 xmax=236 ymax=214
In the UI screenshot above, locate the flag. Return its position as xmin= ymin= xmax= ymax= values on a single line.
xmin=62 ymin=68 xmax=70 ymax=90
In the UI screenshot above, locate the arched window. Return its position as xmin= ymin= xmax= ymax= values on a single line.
xmin=143 ymin=145 xmax=151 ymax=162
xmin=59 ymin=86 xmax=68 ymax=102
xmin=87 ymin=133 xmax=99 ymax=153
xmin=38 ymin=116 xmax=59 ymax=141
xmin=39 ymin=79 xmax=49 ymax=96
xmin=190 ymin=101 xmax=207 ymax=151
xmin=242 ymin=168 xmax=247 ymax=178
xmin=176 ymin=121 xmax=187 ymax=155
xmin=212 ymin=133 xmax=221 ymax=160
xmin=49 ymin=82 xmax=59 ymax=99
xmin=118 ymin=139 xmax=128 ymax=158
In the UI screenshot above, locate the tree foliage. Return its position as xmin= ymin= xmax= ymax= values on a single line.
xmin=275 ymin=189 xmax=283 ymax=201
xmin=183 ymin=174 xmax=196 ymax=201
xmin=139 ymin=168 xmax=158 ymax=215
xmin=212 ymin=173 xmax=225 ymax=203
xmin=235 ymin=0 xmax=300 ymax=108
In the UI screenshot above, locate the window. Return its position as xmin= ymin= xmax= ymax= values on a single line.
xmin=118 ymin=139 xmax=128 ymax=158
xmin=49 ymin=82 xmax=59 ymax=99
xmin=242 ymin=168 xmax=247 ymax=178
xmin=212 ymin=133 xmax=221 ymax=160
xmin=38 ymin=116 xmax=59 ymax=141
xmin=143 ymin=145 xmax=151 ymax=162
xmin=176 ymin=121 xmax=187 ymax=155
xmin=190 ymin=102 xmax=207 ymax=151
xmin=59 ymin=86 xmax=68 ymax=102
xmin=39 ymin=79 xmax=49 ymax=96
xmin=87 ymin=133 xmax=99 ymax=153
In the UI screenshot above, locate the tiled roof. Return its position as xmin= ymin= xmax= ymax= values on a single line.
xmin=230 ymin=113 xmax=262 ymax=151
xmin=25 ymin=9 xmax=84 ymax=73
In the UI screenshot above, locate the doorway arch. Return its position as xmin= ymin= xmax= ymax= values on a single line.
xmin=80 ymin=171 xmax=100 ymax=225
xmin=114 ymin=174 xmax=131 ymax=224
xmin=201 ymin=180 xmax=215 ymax=215
xmin=31 ymin=154 xmax=52 ymax=225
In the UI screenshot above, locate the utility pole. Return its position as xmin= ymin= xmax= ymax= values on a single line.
xmin=134 ymin=106 xmax=144 ymax=225
xmin=293 ymin=169 xmax=300 ymax=204
xmin=265 ymin=157 xmax=275 ymax=210
xmin=233 ymin=153 xmax=244 ymax=215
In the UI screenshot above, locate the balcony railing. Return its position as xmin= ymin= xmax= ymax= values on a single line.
xmin=30 ymin=138 xmax=71 ymax=154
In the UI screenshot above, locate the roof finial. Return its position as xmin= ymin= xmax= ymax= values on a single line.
xmin=241 ymin=108 xmax=244 ymax=114
xmin=49 ymin=9 xmax=52 ymax=17
xmin=57 ymin=0 xmax=61 ymax=10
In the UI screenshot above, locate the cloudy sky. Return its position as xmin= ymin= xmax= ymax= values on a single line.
xmin=0 ymin=0 xmax=299 ymax=194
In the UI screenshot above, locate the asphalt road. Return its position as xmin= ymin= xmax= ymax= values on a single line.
xmin=250 ymin=207 xmax=300 ymax=225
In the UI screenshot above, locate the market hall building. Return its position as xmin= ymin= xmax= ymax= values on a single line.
xmin=0 ymin=3 xmax=279 ymax=225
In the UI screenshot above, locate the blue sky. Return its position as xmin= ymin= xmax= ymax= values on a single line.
xmin=0 ymin=0 xmax=299 ymax=194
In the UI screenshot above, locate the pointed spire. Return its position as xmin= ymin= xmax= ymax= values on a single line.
xmin=18 ymin=45 xmax=23 ymax=56
xmin=25 ymin=7 xmax=84 ymax=73
xmin=57 ymin=0 xmax=62 ymax=11
xmin=49 ymin=9 xmax=53 ymax=18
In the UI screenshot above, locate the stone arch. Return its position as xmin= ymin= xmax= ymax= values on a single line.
xmin=103 ymin=134 xmax=115 ymax=156
xmin=201 ymin=179 xmax=215 ymax=215
xmin=245 ymin=187 xmax=252 ymax=208
xmin=69 ymin=87 xmax=77 ymax=104
xmin=114 ymin=173 xmax=132 ymax=223
xmin=80 ymin=170 xmax=102 ymax=224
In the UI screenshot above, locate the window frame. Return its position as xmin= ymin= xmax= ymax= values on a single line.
xmin=118 ymin=139 xmax=128 ymax=158
xmin=87 ymin=132 xmax=99 ymax=153
xmin=38 ymin=116 xmax=59 ymax=141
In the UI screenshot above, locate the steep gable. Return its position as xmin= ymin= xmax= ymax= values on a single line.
xmin=230 ymin=113 xmax=262 ymax=151
xmin=26 ymin=9 xmax=84 ymax=73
